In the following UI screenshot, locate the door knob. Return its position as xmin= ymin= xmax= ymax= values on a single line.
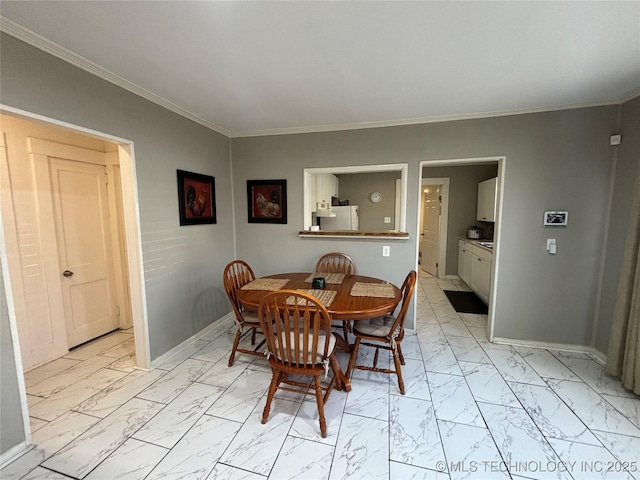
xmin=62 ymin=270 xmax=74 ymax=277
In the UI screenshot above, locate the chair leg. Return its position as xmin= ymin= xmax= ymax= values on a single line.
xmin=392 ymin=348 xmax=405 ymax=395
xmin=397 ymin=343 xmax=406 ymax=365
xmin=228 ymin=327 xmax=243 ymax=367
xmin=313 ymin=375 xmax=328 ymax=438
xmin=251 ymin=327 xmax=257 ymax=345
xmin=262 ymin=370 xmax=281 ymax=425
xmin=345 ymin=337 xmax=361 ymax=380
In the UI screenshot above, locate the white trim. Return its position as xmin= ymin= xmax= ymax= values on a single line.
xmin=150 ymin=313 xmax=235 ymax=369
xmin=303 ymin=164 xmax=409 ymax=233
xmin=229 ymin=101 xmax=624 ymax=138
xmin=3 ymin=17 xmax=636 ymax=140
xmin=493 ymin=336 xmax=608 ymax=365
xmin=228 ymin=139 xmax=237 ymax=260
xmin=0 ymin=105 xmax=151 ymax=371
xmin=299 ymin=234 xmax=409 ymax=240
xmin=2 ymin=17 xmax=633 ymax=139
xmin=0 ymin=137 xmax=32 ymax=449
xmin=415 ymin=156 xmax=504 ymax=342
xmin=0 ymin=17 xmax=232 ymax=138
xmin=590 ymin=349 xmax=607 ymax=366
xmin=620 ymin=87 xmax=640 ymax=104
xmin=0 ymin=442 xmax=31 ymax=469
xmin=420 ymin=178 xmax=450 ymax=278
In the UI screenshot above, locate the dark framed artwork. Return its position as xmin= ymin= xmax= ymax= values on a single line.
xmin=247 ymin=179 xmax=287 ymax=224
xmin=177 ymin=169 xmax=216 ymax=226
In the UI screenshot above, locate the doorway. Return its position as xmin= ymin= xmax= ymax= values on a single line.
xmin=0 ymin=108 xmax=150 ymax=375
xmin=419 ymin=178 xmax=450 ymax=278
xmin=415 ymin=158 xmax=504 ymax=342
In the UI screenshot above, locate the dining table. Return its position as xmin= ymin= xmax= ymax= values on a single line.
xmin=236 ymin=272 xmax=402 ymax=391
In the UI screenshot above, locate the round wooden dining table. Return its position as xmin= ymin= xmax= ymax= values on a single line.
xmin=236 ymin=272 xmax=402 ymax=320
xmin=236 ymin=272 xmax=402 ymax=392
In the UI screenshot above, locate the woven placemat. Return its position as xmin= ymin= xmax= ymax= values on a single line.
xmin=304 ymin=272 xmax=345 ymax=284
xmin=350 ymin=282 xmax=397 ymax=298
xmin=286 ymin=289 xmax=337 ymax=307
xmin=241 ymin=278 xmax=289 ymax=291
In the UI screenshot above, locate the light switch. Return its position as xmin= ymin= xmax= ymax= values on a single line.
xmin=384 ymin=217 xmax=391 ymax=224
xmin=382 ymin=245 xmax=390 ymax=257
xmin=546 ymin=239 xmax=557 ymax=254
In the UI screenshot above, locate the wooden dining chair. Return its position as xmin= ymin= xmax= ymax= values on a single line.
xmin=315 ymin=252 xmax=356 ymax=276
xmin=258 ymin=290 xmax=342 ymax=438
xmin=223 ymin=260 xmax=266 ymax=366
xmin=315 ymin=252 xmax=356 ymax=338
xmin=345 ymin=270 xmax=417 ymax=395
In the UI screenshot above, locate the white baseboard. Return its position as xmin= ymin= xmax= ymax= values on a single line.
xmin=493 ymin=337 xmax=608 ymax=364
xmin=0 ymin=442 xmax=31 ymax=469
xmin=150 ymin=313 xmax=235 ymax=369
xmin=589 ymin=348 xmax=607 ymax=366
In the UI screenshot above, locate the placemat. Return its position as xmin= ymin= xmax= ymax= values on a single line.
xmin=304 ymin=272 xmax=345 ymax=284
xmin=241 ymin=278 xmax=290 ymax=291
xmin=287 ymin=289 xmax=337 ymax=307
xmin=350 ymin=282 xmax=397 ymax=298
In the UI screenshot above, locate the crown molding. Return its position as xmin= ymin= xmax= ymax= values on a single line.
xmin=1 ymin=16 xmax=632 ymax=140
xmin=0 ymin=17 xmax=233 ymax=138
xmin=230 ymin=99 xmax=622 ymax=138
xmin=620 ymin=86 xmax=640 ymax=104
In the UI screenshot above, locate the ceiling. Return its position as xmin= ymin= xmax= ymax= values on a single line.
xmin=1 ymin=1 xmax=639 ymax=137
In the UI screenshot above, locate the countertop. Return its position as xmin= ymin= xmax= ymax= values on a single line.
xmin=459 ymin=236 xmax=494 ymax=253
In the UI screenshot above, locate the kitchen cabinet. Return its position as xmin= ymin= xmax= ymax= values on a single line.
xmin=316 ymin=173 xmax=339 ymax=204
xmin=470 ymin=253 xmax=491 ymax=303
xmin=477 ymin=177 xmax=497 ymax=222
xmin=458 ymin=240 xmax=472 ymax=286
xmin=458 ymin=239 xmax=492 ymax=304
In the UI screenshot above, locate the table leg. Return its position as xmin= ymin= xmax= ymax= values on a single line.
xmin=333 ymin=332 xmax=352 ymax=353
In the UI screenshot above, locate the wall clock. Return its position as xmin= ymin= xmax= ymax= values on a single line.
xmin=370 ymin=191 xmax=382 ymax=203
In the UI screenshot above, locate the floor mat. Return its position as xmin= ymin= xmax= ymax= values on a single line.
xmin=443 ymin=290 xmax=488 ymax=314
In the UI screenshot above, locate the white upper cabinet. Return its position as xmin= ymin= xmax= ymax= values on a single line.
xmin=316 ymin=173 xmax=339 ymax=204
xmin=477 ymin=177 xmax=497 ymax=222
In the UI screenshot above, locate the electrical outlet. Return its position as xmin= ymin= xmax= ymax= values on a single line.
xmin=384 ymin=216 xmax=391 ymax=224
xmin=382 ymin=245 xmax=390 ymax=257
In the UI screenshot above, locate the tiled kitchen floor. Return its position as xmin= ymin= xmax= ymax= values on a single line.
xmin=3 ymin=271 xmax=640 ymax=480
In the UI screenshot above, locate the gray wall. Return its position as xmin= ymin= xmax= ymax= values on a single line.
xmin=337 ymin=172 xmax=401 ymax=230
xmin=595 ymin=95 xmax=640 ymax=354
xmin=0 ymin=34 xmax=235 ymax=361
xmin=422 ymin=164 xmax=498 ymax=274
xmin=1 ymin=259 xmax=26 ymax=455
xmin=232 ymin=106 xmax=618 ymax=347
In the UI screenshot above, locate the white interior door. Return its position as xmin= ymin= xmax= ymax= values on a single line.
xmin=50 ymin=158 xmax=118 ymax=348
xmin=421 ymin=185 xmax=441 ymax=276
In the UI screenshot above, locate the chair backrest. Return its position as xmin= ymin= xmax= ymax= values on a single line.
xmin=258 ymin=290 xmax=333 ymax=368
xmin=389 ymin=270 xmax=417 ymax=341
xmin=223 ymin=260 xmax=256 ymax=319
xmin=315 ymin=252 xmax=356 ymax=275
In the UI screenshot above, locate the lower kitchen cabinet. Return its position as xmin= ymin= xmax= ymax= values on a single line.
xmin=458 ymin=239 xmax=492 ymax=304
xmin=458 ymin=240 xmax=472 ymax=286
xmin=470 ymin=254 xmax=491 ymax=303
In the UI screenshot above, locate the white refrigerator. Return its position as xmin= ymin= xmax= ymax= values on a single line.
xmin=322 ymin=205 xmax=359 ymax=230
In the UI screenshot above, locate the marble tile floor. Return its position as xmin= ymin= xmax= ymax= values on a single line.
xmin=3 ymin=271 xmax=640 ymax=480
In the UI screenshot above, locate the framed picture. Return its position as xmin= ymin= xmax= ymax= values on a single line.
xmin=247 ymin=179 xmax=287 ymax=224
xmin=543 ymin=211 xmax=568 ymax=226
xmin=177 ymin=170 xmax=216 ymax=225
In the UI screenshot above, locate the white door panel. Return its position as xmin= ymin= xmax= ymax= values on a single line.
xmin=50 ymin=158 xmax=118 ymax=348
xmin=421 ymin=185 xmax=441 ymax=276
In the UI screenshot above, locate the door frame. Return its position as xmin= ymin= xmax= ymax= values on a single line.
xmin=416 ymin=157 xmax=505 ymax=342
xmin=0 ymin=106 xmax=151 ymax=371
xmin=419 ymin=178 xmax=450 ymax=278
